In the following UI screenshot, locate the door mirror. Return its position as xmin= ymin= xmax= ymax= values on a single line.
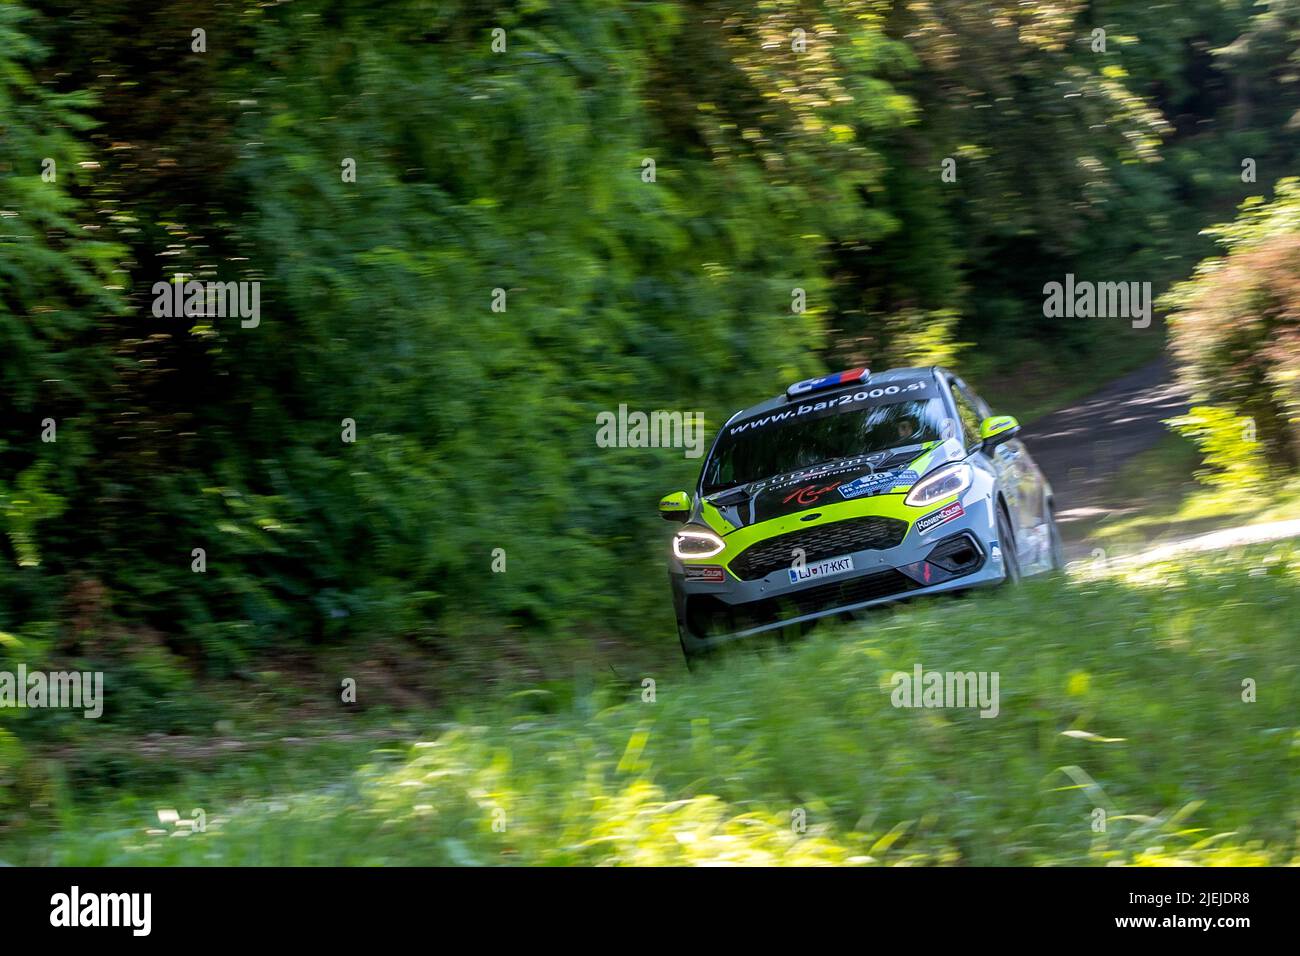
xmin=658 ymin=491 xmax=691 ymax=522
xmin=978 ymin=415 xmax=1020 ymax=450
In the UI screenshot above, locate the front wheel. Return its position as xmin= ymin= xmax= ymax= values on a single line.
xmin=996 ymin=504 xmax=1021 ymax=585
xmin=1046 ymin=502 xmax=1065 ymax=571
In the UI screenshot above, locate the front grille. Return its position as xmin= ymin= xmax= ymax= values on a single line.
xmin=685 ymin=569 xmax=919 ymax=638
xmin=729 ymin=516 xmax=908 ymax=581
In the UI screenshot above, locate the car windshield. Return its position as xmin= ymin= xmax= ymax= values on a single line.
xmin=702 ymin=396 xmax=952 ymax=494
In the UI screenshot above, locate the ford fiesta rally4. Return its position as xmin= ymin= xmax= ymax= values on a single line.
xmin=660 ymin=366 xmax=1063 ymax=663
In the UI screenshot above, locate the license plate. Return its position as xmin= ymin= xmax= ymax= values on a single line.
xmin=788 ymin=553 xmax=855 ymax=584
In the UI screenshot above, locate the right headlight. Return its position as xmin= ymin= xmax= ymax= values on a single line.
xmin=904 ymin=462 xmax=973 ymax=507
xmin=672 ymin=527 xmax=726 ymax=559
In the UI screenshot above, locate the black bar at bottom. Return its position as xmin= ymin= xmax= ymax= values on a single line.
xmin=0 ymin=866 xmax=1287 ymax=941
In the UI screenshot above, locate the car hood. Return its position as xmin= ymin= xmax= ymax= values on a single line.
xmin=701 ymin=438 xmax=966 ymax=530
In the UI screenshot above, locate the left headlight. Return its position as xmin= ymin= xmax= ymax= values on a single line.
xmin=904 ymin=462 xmax=973 ymax=507
xmin=673 ymin=527 xmax=726 ymax=559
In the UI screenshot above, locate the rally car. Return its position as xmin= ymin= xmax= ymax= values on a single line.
xmin=660 ymin=366 xmax=1063 ymax=663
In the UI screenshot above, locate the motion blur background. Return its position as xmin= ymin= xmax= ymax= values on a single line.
xmin=1 ymin=0 xmax=1298 ymax=864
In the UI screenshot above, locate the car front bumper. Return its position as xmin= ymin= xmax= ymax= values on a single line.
xmin=670 ymin=492 xmax=1007 ymax=656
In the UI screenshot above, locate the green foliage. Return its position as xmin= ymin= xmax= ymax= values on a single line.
xmin=0 ymin=0 xmax=127 ymax=640
xmin=1164 ymin=178 xmax=1300 ymax=469
xmin=880 ymin=308 xmax=971 ymax=369
xmin=1167 ymin=405 xmax=1269 ymax=491
xmin=1 ymin=0 xmax=1300 ymax=690
xmin=205 ymin=0 xmax=836 ymax=638
xmin=0 ymin=462 xmax=64 ymax=567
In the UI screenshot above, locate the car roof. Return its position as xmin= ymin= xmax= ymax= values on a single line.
xmin=730 ymin=366 xmax=944 ymax=423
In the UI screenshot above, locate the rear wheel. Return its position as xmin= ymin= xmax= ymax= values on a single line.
xmin=996 ymin=504 xmax=1021 ymax=584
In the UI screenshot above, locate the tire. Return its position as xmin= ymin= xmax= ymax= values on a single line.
xmin=996 ymin=503 xmax=1021 ymax=585
xmin=1046 ymin=502 xmax=1065 ymax=571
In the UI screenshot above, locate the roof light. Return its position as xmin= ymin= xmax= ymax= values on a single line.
xmin=785 ymin=367 xmax=870 ymax=400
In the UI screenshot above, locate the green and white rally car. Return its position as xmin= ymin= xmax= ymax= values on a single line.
xmin=661 ymin=366 xmax=1063 ymax=662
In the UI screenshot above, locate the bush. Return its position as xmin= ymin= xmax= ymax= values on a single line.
xmin=1164 ymin=178 xmax=1300 ymax=472
xmin=1166 ymin=405 xmax=1269 ymax=492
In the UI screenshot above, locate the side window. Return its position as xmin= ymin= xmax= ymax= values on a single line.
xmin=949 ymin=380 xmax=983 ymax=451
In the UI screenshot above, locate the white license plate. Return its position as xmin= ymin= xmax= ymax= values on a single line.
xmin=787 ymin=553 xmax=855 ymax=584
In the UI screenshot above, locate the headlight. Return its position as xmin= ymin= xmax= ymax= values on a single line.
xmin=904 ymin=462 xmax=973 ymax=507
xmin=673 ymin=527 xmax=726 ymax=559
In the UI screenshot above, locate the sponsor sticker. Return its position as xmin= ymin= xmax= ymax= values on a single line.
xmin=684 ymin=565 xmax=725 ymax=583
xmin=837 ymin=471 xmax=897 ymax=500
xmin=753 ymin=453 xmax=888 ymax=495
xmin=889 ymin=469 xmax=920 ymax=489
xmin=788 ymin=553 xmax=855 ymax=584
xmin=837 ymin=468 xmax=920 ymax=501
xmin=915 ymin=501 xmax=964 ymax=535
xmin=783 ymin=481 xmax=842 ymax=506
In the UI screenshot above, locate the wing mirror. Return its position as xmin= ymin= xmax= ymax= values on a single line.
xmin=978 ymin=415 xmax=1020 ymax=451
xmin=658 ymin=491 xmax=691 ymax=522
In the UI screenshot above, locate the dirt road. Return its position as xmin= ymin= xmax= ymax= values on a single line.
xmin=1018 ymin=358 xmax=1188 ymax=532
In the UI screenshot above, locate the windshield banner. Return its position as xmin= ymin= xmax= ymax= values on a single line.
xmin=726 ymin=379 xmax=937 ymax=437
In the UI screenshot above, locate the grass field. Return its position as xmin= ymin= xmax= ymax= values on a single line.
xmin=5 ymin=540 xmax=1297 ymax=866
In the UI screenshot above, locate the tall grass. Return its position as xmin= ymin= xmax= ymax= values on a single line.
xmin=9 ymin=543 xmax=1298 ymax=866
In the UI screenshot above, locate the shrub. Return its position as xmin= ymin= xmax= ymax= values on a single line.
xmin=1164 ymin=178 xmax=1300 ymax=472
xmin=1166 ymin=405 xmax=1269 ymax=492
